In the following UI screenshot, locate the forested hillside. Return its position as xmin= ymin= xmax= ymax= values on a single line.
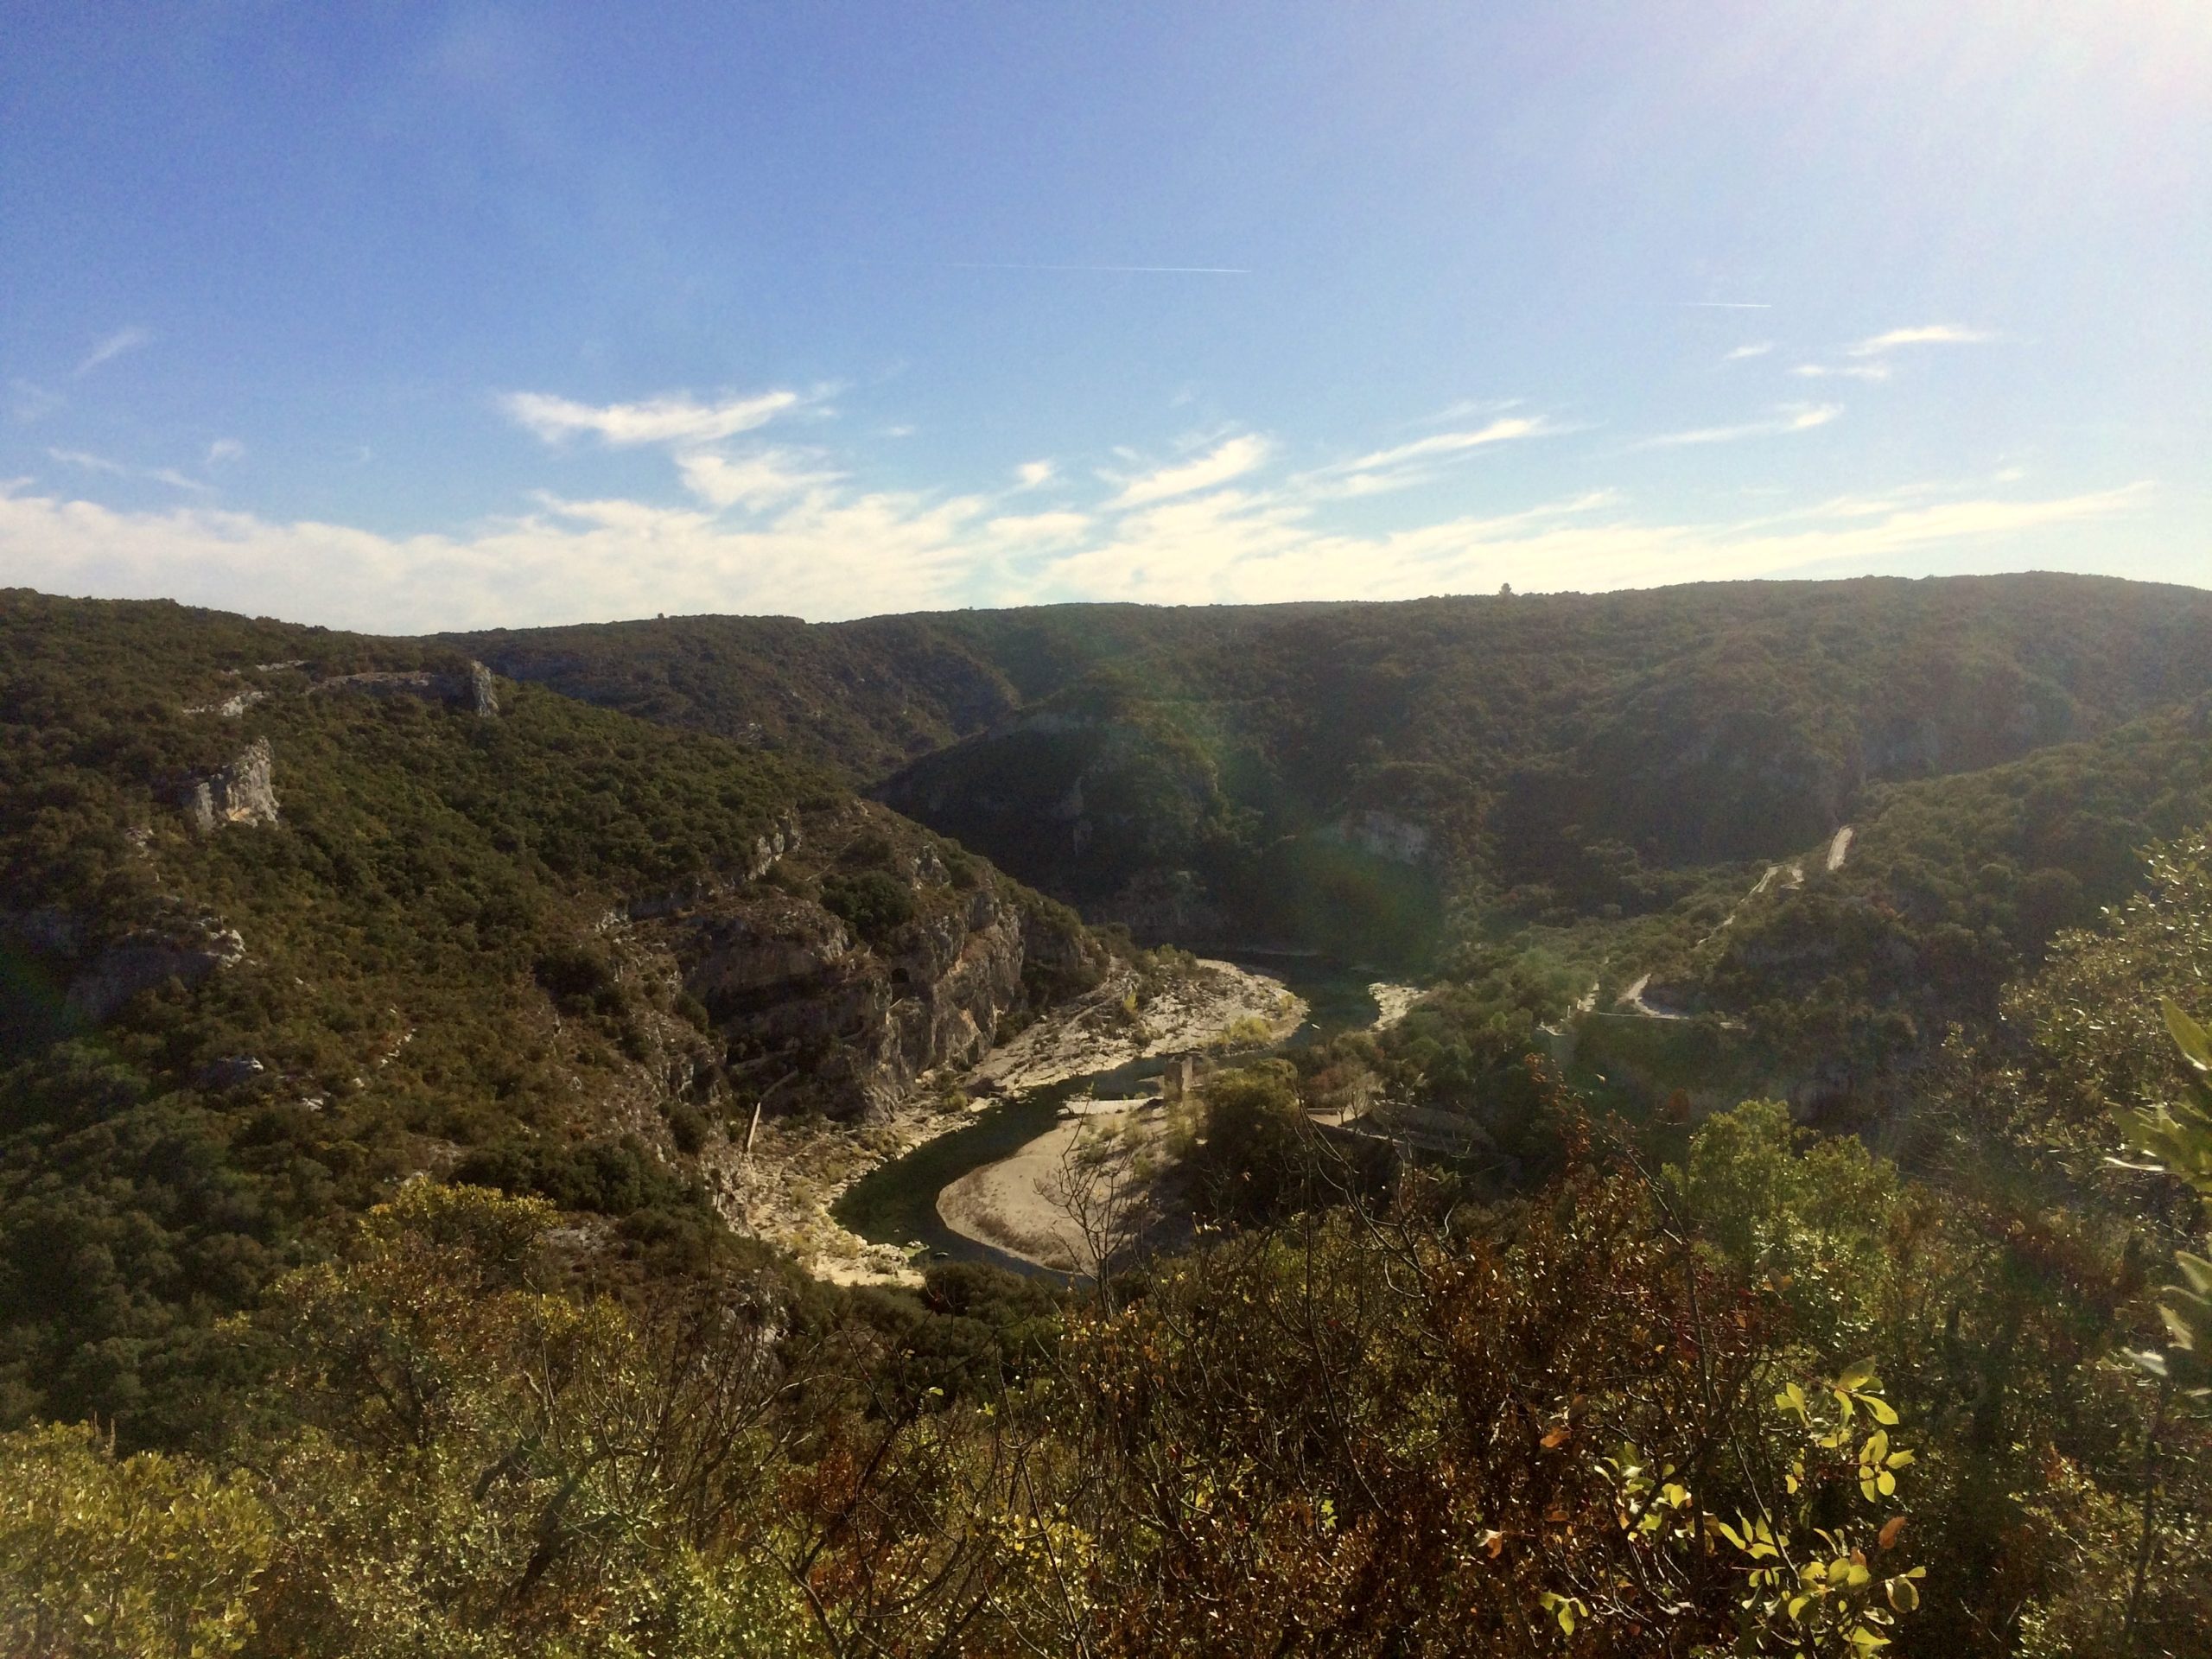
xmin=0 ymin=591 xmax=1101 ymax=1441
xmin=449 ymin=603 xmax=1254 ymax=780
xmin=461 ymin=575 xmax=2212 ymax=1111
xmin=3 ymin=579 xmax=2210 ymax=1656
xmin=461 ymin=577 xmax=2212 ymax=963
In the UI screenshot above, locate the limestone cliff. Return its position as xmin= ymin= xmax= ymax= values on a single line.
xmin=180 ymin=738 xmax=277 ymax=832
xmin=608 ymin=807 xmax=1107 ymax=1122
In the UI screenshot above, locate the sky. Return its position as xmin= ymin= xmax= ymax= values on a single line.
xmin=2 ymin=1 xmax=2207 ymax=632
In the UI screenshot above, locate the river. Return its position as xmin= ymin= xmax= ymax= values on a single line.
xmin=832 ymin=952 xmax=1387 ymax=1277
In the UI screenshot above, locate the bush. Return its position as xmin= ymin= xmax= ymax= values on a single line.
xmin=0 ymin=1421 xmax=274 ymax=1658
xmin=820 ymin=868 xmax=917 ymax=945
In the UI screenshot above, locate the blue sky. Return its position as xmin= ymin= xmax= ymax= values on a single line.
xmin=3 ymin=1 xmax=2206 ymax=630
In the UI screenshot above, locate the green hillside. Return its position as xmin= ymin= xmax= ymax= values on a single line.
xmin=0 ymin=591 xmax=1100 ymax=1441
xmin=886 ymin=576 xmax=2212 ymax=953
xmin=3 ymin=582 xmax=2209 ymax=1655
xmin=457 ymin=575 xmax=2212 ymax=985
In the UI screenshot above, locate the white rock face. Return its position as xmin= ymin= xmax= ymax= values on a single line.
xmin=181 ymin=738 xmax=277 ymax=833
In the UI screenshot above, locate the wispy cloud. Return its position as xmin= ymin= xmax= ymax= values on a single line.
xmin=207 ymin=438 xmax=246 ymax=466
xmin=1105 ymin=434 xmax=1271 ymax=509
xmin=1335 ymin=416 xmax=1551 ymax=474
xmin=1793 ymin=363 xmax=1892 ymax=382
xmin=1722 ymin=342 xmax=1775 ymax=362
xmin=1636 ymin=404 xmax=1840 ymax=449
xmin=1014 ymin=459 xmax=1057 ymax=489
xmin=1846 ymin=324 xmax=1993 ymax=357
xmin=47 ymin=447 xmax=129 ymax=476
xmin=76 ymin=327 xmax=152 ymax=378
xmin=503 ymin=388 xmax=801 ymax=447
xmin=1294 ymin=416 xmax=1559 ymax=500
xmin=49 ymin=446 xmax=213 ymax=493
xmin=1408 ymin=397 xmax=1524 ymax=427
xmin=675 ymin=448 xmax=842 ymax=511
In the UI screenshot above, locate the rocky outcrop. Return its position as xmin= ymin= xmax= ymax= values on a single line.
xmin=65 ymin=920 xmax=246 ymax=1024
xmin=181 ymin=738 xmax=277 ymax=832
xmin=747 ymin=814 xmax=802 ymax=880
xmin=652 ymin=840 xmax=1103 ymax=1120
xmin=182 ymin=688 xmax=266 ymax=718
xmin=684 ymin=896 xmax=855 ymax=1011
xmin=310 ymin=661 xmax=499 ymax=716
xmin=683 ymin=886 xmax=1033 ymax=1116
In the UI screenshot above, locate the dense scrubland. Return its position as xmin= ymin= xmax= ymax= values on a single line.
xmin=3 ymin=577 xmax=2211 ymax=1656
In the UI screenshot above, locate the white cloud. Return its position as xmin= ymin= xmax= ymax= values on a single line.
xmin=1793 ymin=362 xmax=1892 ymax=382
xmin=0 ymin=464 xmax=2153 ymax=632
xmin=147 ymin=468 xmax=213 ymax=495
xmin=1637 ymin=404 xmax=1840 ymax=448
xmin=207 ymin=438 xmax=246 ymax=466
xmin=4 ymin=381 xmax=2166 ymax=633
xmin=534 ymin=494 xmax=716 ymax=535
xmin=1723 ymin=342 xmax=1775 ymax=362
xmin=48 ymin=447 xmax=128 ymax=476
xmin=0 ymin=480 xmax=987 ymax=632
xmin=1287 ymin=415 xmax=1561 ymax=502
xmin=1104 ymin=434 xmax=1271 ymax=509
xmin=1333 ymin=416 xmax=1550 ymax=475
xmin=76 ymin=327 xmax=152 ymax=377
xmin=675 ymin=448 xmax=842 ymax=511
xmin=1846 ymin=324 xmax=1993 ymax=357
xmin=502 ymin=387 xmax=800 ymax=447
xmin=1007 ymin=476 xmax=2152 ymax=609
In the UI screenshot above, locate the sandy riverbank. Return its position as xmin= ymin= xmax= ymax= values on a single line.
xmin=936 ymin=1114 xmax=1116 ymax=1274
xmin=940 ymin=968 xmax=1427 ymax=1274
xmin=717 ymin=956 xmax=1304 ymax=1286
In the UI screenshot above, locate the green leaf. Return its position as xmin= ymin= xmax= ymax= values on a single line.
xmin=2176 ymin=1251 xmax=2212 ymax=1296
xmin=2164 ymin=999 xmax=2212 ymax=1073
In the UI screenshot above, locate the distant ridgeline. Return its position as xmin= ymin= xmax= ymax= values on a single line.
xmin=0 ymin=589 xmax=1101 ymax=1438
xmin=458 ymin=574 xmax=2212 ymax=1004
